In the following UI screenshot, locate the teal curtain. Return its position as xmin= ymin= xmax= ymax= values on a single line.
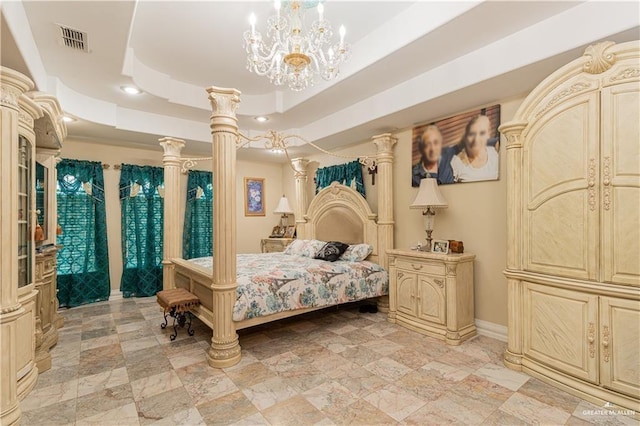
xmin=119 ymin=164 xmax=164 ymax=298
xmin=56 ymin=159 xmax=110 ymax=308
xmin=315 ymin=160 xmax=366 ymax=197
xmin=183 ymin=170 xmax=213 ymax=259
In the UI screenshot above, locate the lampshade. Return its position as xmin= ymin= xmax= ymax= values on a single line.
xmin=410 ymin=178 xmax=448 ymax=209
xmin=274 ymin=195 xmax=294 ymax=214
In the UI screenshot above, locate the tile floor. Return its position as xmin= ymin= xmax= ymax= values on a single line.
xmin=20 ymin=297 xmax=638 ymax=425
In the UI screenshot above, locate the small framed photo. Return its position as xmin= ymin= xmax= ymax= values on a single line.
xmin=269 ymin=226 xmax=282 ymax=238
xmin=432 ymin=240 xmax=449 ymax=254
xmin=244 ymin=177 xmax=265 ymax=216
xmin=284 ymin=225 xmax=296 ymax=239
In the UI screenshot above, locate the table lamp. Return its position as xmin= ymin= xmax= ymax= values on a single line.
xmin=274 ymin=195 xmax=294 ymax=229
xmin=410 ymin=178 xmax=448 ymax=251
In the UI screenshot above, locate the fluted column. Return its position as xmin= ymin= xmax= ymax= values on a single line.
xmin=291 ymin=158 xmax=309 ymax=238
xmin=372 ymin=133 xmax=397 ymax=270
xmin=206 ymin=86 xmax=241 ymax=368
xmin=1 ymin=66 xmax=34 ymax=426
xmin=501 ymin=123 xmax=526 ymax=370
xmin=159 ymin=137 xmax=185 ymax=290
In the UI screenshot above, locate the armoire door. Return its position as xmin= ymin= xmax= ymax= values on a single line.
xmin=523 ymin=91 xmax=600 ymax=281
xmin=600 ymin=82 xmax=640 ymax=286
xmin=599 ymin=296 xmax=640 ymax=398
xmin=396 ymin=272 xmax=417 ymax=316
xmin=416 ymin=275 xmax=446 ymax=325
xmin=523 ymin=282 xmax=598 ymax=384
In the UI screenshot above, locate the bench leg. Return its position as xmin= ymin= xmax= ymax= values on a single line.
xmin=161 ymin=309 xmax=170 ymax=329
xmin=186 ymin=312 xmax=194 ymax=336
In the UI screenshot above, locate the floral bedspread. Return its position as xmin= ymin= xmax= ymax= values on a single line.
xmin=188 ymin=253 xmax=388 ymax=321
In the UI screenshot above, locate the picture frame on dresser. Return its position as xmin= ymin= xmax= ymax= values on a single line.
xmin=432 ymin=240 xmax=449 ymax=254
xmin=283 ymin=225 xmax=296 ymax=238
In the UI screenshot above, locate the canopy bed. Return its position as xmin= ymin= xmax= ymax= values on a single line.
xmin=159 ymin=87 xmax=397 ymax=368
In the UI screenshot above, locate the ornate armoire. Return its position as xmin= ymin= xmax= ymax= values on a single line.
xmin=500 ymin=41 xmax=639 ymax=411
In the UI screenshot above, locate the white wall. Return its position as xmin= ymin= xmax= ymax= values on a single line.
xmin=60 ymin=139 xmax=284 ymax=291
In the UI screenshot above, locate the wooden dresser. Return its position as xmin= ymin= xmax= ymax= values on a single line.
xmin=34 ymin=248 xmax=61 ymax=371
xmin=261 ymin=238 xmax=294 ymax=253
xmin=387 ymin=249 xmax=476 ymax=345
xmin=500 ymin=41 xmax=639 ymax=411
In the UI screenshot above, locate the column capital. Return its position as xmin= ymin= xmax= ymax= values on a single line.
xmin=1 ymin=66 xmax=34 ymax=111
xmin=206 ymin=86 xmax=241 ymax=119
xmin=159 ymin=137 xmax=186 ymax=157
xmin=291 ymin=158 xmax=309 ymax=178
xmin=372 ymin=133 xmax=398 ymax=159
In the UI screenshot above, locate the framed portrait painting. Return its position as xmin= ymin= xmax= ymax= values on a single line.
xmin=244 ymin=177 xmax=265 ymax=216
xmin=411 ymin=104 xmax=501 ymax=186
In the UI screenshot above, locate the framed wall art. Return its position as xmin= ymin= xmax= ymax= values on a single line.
xmin=411 ymin=105 xmax=501 ymax=186
xmin=244 ymin=177 xmax=265 ymax=216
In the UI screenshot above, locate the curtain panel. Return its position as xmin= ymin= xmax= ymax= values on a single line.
xmin=183 ymin=170 xmax=213 ymax=259
xmin=119 ymin=164 xmax=164 ymax=298
xmin=56 ymin=159 xmax=110 ymax=308
xmin=315 ymin=160 xmax=366 ymax=197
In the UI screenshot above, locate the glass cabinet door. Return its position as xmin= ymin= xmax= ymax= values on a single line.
xmin=18 ymin=135 xmax=32 ymax=288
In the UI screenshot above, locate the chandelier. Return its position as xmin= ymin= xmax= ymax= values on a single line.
xmin=243 ymin=0 xmax=351 ymax=91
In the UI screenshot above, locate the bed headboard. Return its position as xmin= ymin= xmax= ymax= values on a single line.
xmin=301 ymin=182 xmax=380 ymax=263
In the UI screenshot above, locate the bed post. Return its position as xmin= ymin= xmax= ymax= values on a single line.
xmin=206 ymin=86 xmax=242 ymax=368
xmin=159 ymin=137 xmax=185 ymax=290
xmin=373 ymin=133 xmax=397 ymax=312
xmin=291 ymin=158 xmax=310 ymax=238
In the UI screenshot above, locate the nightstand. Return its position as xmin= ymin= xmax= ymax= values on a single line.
xmin=387 ymin=249 xmax=476 ymax=345
xmin=261 ymin=238 xmax=294 ymax=253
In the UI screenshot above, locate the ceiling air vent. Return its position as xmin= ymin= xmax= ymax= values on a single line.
xmin=57 ymin=25 xmax=89 ymax=52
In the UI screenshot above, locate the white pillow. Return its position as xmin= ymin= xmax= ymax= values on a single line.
xmin=340 ymin=244 xmax=373 ymax=262
xmin=283 ymin=239 xmax=327 ymax=258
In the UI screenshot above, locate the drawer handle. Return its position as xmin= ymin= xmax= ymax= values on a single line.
xmin=411 ymin=264 xmax=423 ymax=271
xmin=602 ymin=325 xmax=610 ymax=362
xmin=434 ymin=278 xmax=444 ymax=288
xmin=587 ymin=322 xmax=595 ymax=359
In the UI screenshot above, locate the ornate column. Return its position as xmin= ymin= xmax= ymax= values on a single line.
xmin=373 ymin=133 xmax=397 ymax=313
xmin=159 ymin=137 xmax=185 ymax=290
xmin=206 ymin=86 xmax=241 ymax=368
xmin=291 ymin=158 xmax=309 ymax=238
xmin=501 ymin=123 xmax=526 ymax=370
xmin=1 ymin=66 xmax=34 ymax=426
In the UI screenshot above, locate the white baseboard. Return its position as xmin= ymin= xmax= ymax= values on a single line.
xmin=475 ymin=319 xmax=508 ymax=342
xmin=110 ymin=290 xmax=123 ymax=301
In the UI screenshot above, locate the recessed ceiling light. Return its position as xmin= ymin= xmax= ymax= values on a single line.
xmin=254 ymin=116 xmax=269 ymax=123
xmin=62 ymin=115 xmax=76 ymax=123
xmin=121 ymin=85 xmax=142 ymax=95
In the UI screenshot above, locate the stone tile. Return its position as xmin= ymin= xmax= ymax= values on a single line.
xmin=76 ymin=401 xmax=140 ymax=426
xmin=168 ymin=347 xmax=207 ymax=369
xmin=473 ymin=362 xmax=530 ymax=391
xmin=81 ymin=326 xmax=118 ymax=341
xmin=120 ymin=336 xmax=159 ymax=353
xmin=131 ymin=370 xmax=183 ymax=401
xmin=404 ymin=394 xmax=489 ymax=425
xmin=278 ymin=363 xmax=331 ymax=393
xmin=421 ymin=360 xmax=473 ymax=382
xmin=396 ymin=369 xmax=452 ymax=402
xmin=565 ymin=415 xmax=596 ymax=426
xmin=135 ymin=387 xmax=194 ymax=425
xmin=78 ymin=343 xmax=125 ymax=377
xmin=262 ymin=394 xmax=327 ymax=426
xmin=363 ymin=321 xmax=401 ymax=337
xmin=75 ymin=383 xmax=135 ymax=421
xmin=340 ymin=328 xmax=378 ymax=344
xmin=361 ymin=337 xmax=404 ymax=356
xmin=148 ymin=407 xmax=205 ymax=426
xmin=196 ymin=390 xmax=258 ymax=424
xmin=334 ymin=366 xmax=389 ymax=398
xmin=326 ymin=398 xmax=396 ymax=425
xmin=159 ymin=337 xmax=200 ymax=357
xmin=21 ymin=378 xmax=78 ymax=412
xmin=242 ymin=376 xmax=298 ymax=411
xmin=500 ymin=392 xmax=572 ymax=425
xmin=302 ymin=381 xmax=359 ymax=414
xmin=435 ymin=349 xmax=488 ymax=371
xmin=340 ymin=345 xmax=385 ymax=367
xmin=21 ymin=398 xmax=76 ymax=426
xmin=517 ymin=378 xmax=582 ymax=414
xmin=182 ymin=372 xmax=238 ymax=406
xmin=229 ymin=412 xmax=270 ymax=426
xmin=364 ymin=356 xmax=413 ymax=382
xmin=364 ymin=383 xmax=426 ymax=422
xmin=34 ymin=365 xmax=80 ymax=390
xmin=77 ymin=367 xmax=130 ymax=397
xmin=481 ymin=409 xmax=528 ymax=425
xmin=262 ymin=351 xmax=305 ymax=373
xmin=226 ymin=361 xmax=277 ymax=388
xmin=391 ymin=348 xmax=432 ymax=370
xmin=572 ymin=401 xmax=639 ymax=425
xmin=313 ymin=352 xmax=359 ymax=378
xmin=80 ymin=334 xmax=120 ymax=352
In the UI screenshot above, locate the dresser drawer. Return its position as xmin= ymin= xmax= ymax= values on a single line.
xmin=396 ymin=259 xmax=445 ymax=276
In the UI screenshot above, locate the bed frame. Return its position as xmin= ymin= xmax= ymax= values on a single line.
xmin=159 ymin=86 xmax=397 ymax=368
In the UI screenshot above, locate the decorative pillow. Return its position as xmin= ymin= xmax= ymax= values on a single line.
xmin=283 ymin=239 xmax=306 ymax=256
xmin=315 ymin=241 xmax=349 ymax=262
xmin=300 ymin=239 xmax=327 ymax=258
xmin=340 ymin=243 xmax=373 ymax=262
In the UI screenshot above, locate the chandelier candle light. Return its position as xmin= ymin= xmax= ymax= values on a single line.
xmin=410 ymin=178 xmax=448 ymax=251
xmin=244 ymin=0 xmax=351 ymax=91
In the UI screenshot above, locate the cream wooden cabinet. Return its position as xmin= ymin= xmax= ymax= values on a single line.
xmin=387 ymin=249 xmax=475 ymax=345
xmin=501 ymin=41 xmax=640 ymax=411
xmin=261 ymin=238 xmax=294 ymax=253
xmin=34 ymin=249 xmax=60 ymax=372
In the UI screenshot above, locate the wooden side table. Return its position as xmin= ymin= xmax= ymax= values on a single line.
xmin=261 ymin=238 xmax=294 ymax=253
xmin=387 ymin=249 xmax=476 ymax=345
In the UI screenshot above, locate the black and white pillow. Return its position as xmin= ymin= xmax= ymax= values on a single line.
xmin=314 ymin=241 xmax=349 ymax=262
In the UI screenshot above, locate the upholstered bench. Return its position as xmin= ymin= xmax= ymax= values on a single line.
xmin=156 ymin=288 xmax=200 ymax=341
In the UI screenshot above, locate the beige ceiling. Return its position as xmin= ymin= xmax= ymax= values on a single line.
xmin=2 ymin=1 xmax=639 ymax=160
